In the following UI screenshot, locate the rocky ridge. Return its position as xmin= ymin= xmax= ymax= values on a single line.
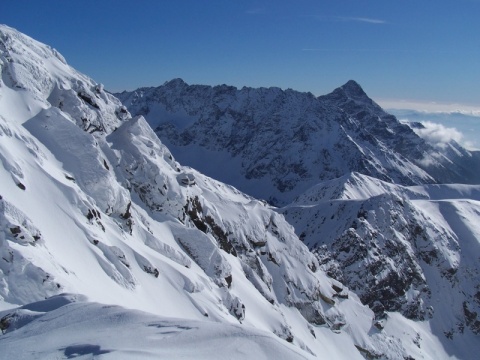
xmin=117 ymin=75 xmax=480 ymax=358
xmin=117 ymin=79 xmax=480 ymax=206
xmin=282 ymin=172 xmax=480 ymax=340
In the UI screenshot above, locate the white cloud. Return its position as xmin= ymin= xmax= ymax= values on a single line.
xmin=412 ymin=121 xmax=463 ymax=149
xmin=335 ymin=16 xmax=386 ymax=24
xmin=393 ymin=108 xmax=480 ymax=151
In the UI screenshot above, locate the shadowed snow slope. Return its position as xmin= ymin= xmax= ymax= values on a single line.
xmin=1 ymin=24 xmax=478 ymax=359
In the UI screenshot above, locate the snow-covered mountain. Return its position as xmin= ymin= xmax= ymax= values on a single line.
xmin=116 ymin=79 xmax=480 ymax=206
xmin=115 ymin=73 xmax=480 ymax=358
xmin=282 ymin=173 xmax=480 ymax=339
xmin=1 ymin=24 xmax=479 ymax=359
xmin=0 ymin=24 xmax=460 ymax=359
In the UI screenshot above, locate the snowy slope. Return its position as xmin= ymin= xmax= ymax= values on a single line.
xmin=0 ymin=295 xmax=319 ymax=360
xmin=0 ymin=24 xmax=453 ymax=359
xmin=282 ymin=173 xmax=480 ymax=358
xmin=116 ymin=79 xmax=480 ymax=206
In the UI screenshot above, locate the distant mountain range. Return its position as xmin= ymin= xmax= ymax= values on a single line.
xmin=1 ymin=24 xmax=479 ymax=359
xmin=117 ymin=79 xmax=480 ymax=206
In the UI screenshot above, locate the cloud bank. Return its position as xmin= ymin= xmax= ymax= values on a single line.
xmin=390 ymin=108 xmax=480 ymax=151
xmin=412 ymin=121 xmax=464 ymax=149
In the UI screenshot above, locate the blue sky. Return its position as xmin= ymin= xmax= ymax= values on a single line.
xmin=2 ymin=0 xmax=480 ymax=108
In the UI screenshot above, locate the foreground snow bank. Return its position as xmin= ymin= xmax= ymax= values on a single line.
xmin=0 ymin=295 xmax=316 ymax=360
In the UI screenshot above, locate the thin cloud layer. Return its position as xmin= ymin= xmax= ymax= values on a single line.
xmin=310 ymin=15 xmax=387 ymax=24
xmin=393 ymin=109 xmax=480 ymax=151
xmin=335 ymin=16 xmax=387 ymax=24
xmin=379 ymin=99 xmax=480 ymax=115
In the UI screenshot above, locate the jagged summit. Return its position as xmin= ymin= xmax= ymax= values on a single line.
xmin=117 ymin=78 xmax=480 ymax=205
xmin=334 ymin=79 xmax=367 ymax=99
xmin=1 ymin=24 xmax=427 ymax=359
xmin=319 ymin=79 xmax=382 ymax=114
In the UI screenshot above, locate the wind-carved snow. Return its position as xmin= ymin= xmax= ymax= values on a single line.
xmin=23 ymin=107 xmax=130 ymax=214
xmin=105 ymin=113 xmax=352 ymax=332
xmin=1 ymin=24 xmax=479 ymax=359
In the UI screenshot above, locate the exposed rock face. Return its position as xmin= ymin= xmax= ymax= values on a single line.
xmin=106 ymin=114 xmax=336 ymax=315
xmin=282 ymin=172 xmax=480 ymax=337
xmin=116 ymin=79 xmax=480 ymax=206
xmin=1 ymin=23 xmax=335 ymax=324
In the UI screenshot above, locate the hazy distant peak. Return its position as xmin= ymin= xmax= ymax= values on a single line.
xmin=341 ymin=79 xmax=366 ymax=96
xmin=163 ymin=78 xmax=188 ymax=88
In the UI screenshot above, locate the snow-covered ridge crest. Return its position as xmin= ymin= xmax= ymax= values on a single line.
xmin=0 ymin=24 xmax=67 ymax=100
xmin=0 ymin=24 xmax=127 ymax=133
xmin=118 ymin=72 xmax=480 ymax=356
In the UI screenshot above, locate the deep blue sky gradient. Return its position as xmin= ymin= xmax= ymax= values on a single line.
xmin=2 ymin=0 xmax=480 ymax=106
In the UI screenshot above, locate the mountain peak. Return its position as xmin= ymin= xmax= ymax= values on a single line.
xmin=324 ymin=79 xmax=369 ymax=102
xmin=341 ymin=79 xmax=366 ymax=96
xmin=318 ymin=79 xmax=387 ymax=118
xmin=163 ymin=78 xmax=188 ymax=88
